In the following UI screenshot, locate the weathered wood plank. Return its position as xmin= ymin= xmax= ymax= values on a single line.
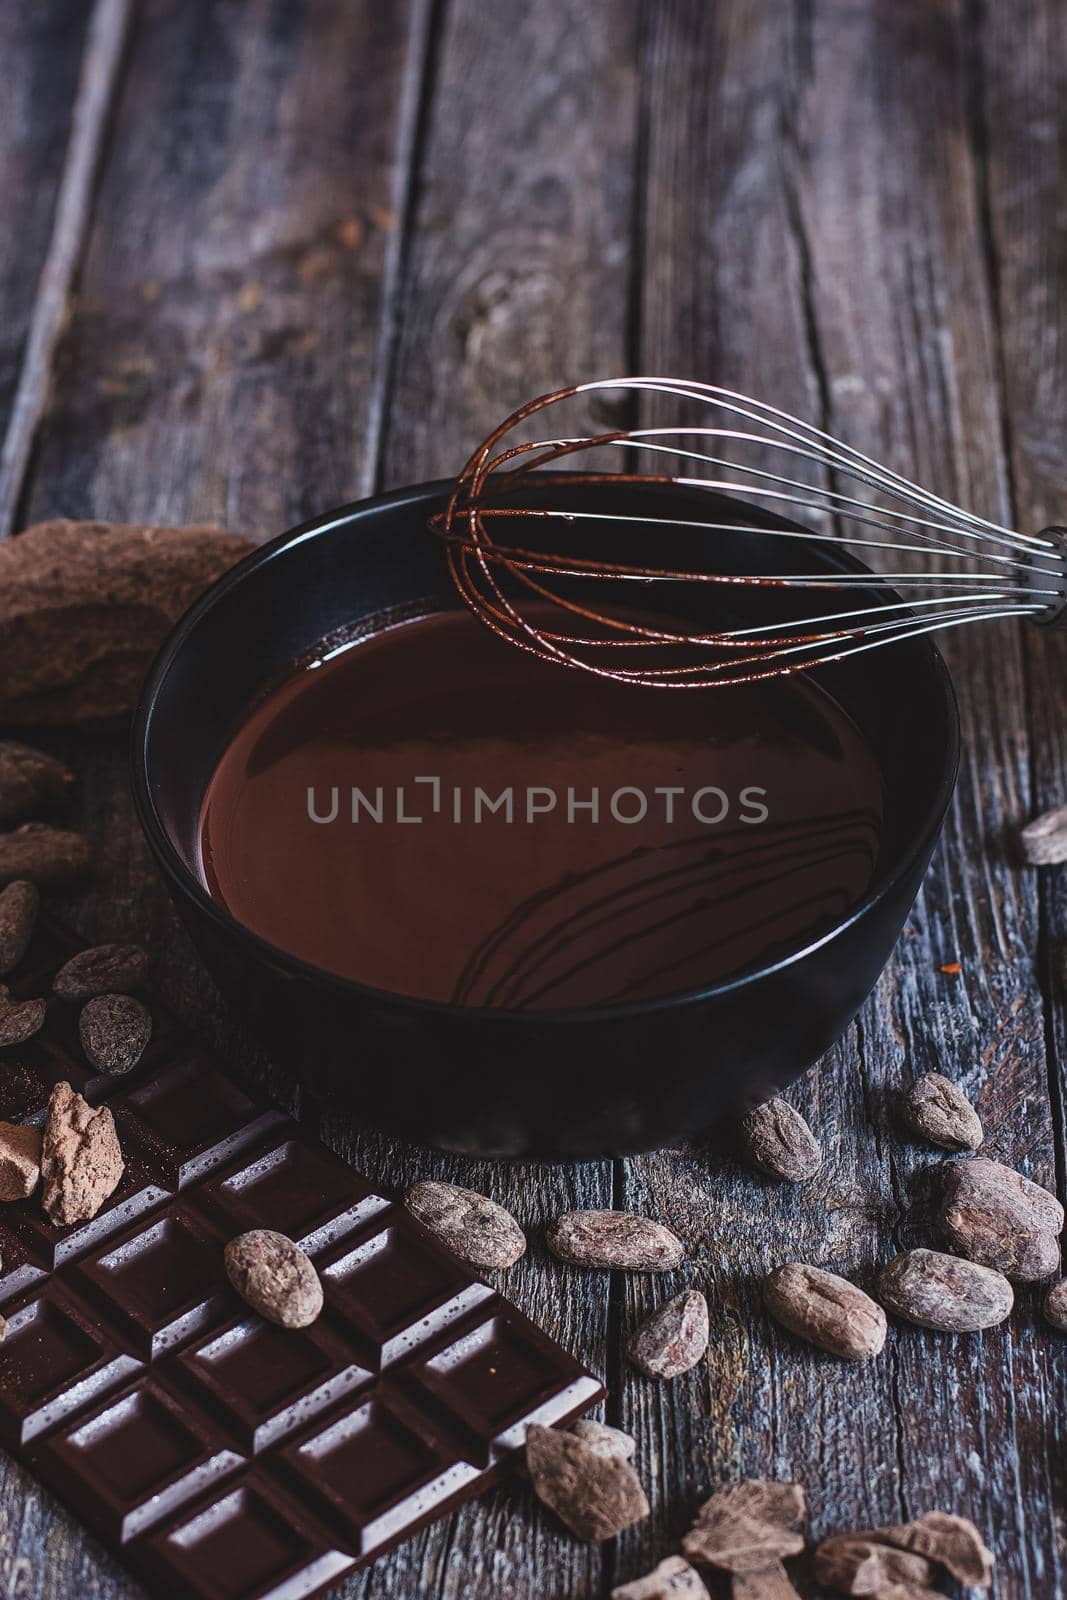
xmin=0 ymin=0 xmax=106 ymax=534
xmin=338 ymin=3 xmax=640 ymax=1595
xmin=618 ymin=3 xmax=1059 ymax=1597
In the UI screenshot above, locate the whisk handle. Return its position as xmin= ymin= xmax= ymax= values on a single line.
xmin=1034 ymin=527 xmax=1067 ymax=630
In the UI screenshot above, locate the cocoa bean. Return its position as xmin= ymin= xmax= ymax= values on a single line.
xmin=877 ymin=1248 xmax=1013 ymax=1332
xmin=1019 ymin=802 xmax=1067 ymax=865
xmin=627 ymin=1289 xmax=709 ymax=1379
xmin=79 ymin=994 xmax=152 ymax=1074
xmin=1043 ymin=1278 xmax=1067 ymax=1332
xmin=738 ymin=1098 xmax=822 ymax=1182
xmin=762 ymin=1263 xmax=887 ymax=1359
xmin=730 ymin=1566 xmax=801 ymax=1600
xmin=940 ymin=1157 xmax=1063 ymax=1281
xmin=224 ymin=1229 xmax=323 ymax=1329
xmin=0 ymin=741 xmax=74 ymax=826
xmin=612 ymin=1556 xmax=711 ymax=1599
xmin=41 ymin=1081 xmax=124 ymax=1225
xmin=691 ymin=1481 xmax=805 ymax=1530
xmin=0 ymin=988 xmax=46 ymax=1048
xmin=53 ymin=943 xmax=149 ymax=1001
xmin=525 ymin=1422 xmax=650 ymax=1540
xmin=876 ymin=1511 xmax=994 ymax=1588
xmin=404 ymin=1180 xmax=526 ymax=1269
xmin=570 ymin=1419 xmax=636 ymax=1461
xmin=0 ymin=520 xmax=255 ymax=724
xmin=0 ymin=881 xmax=39 ymax=974
xmin=683 ymin=1480 xmax=805 ymax=1574
xmin=814 ymin=1533 xmax=934 ymax=1594
xmin=546 ymin=1210 xmax=684 ymax=1271
xmin=0 ymin=824 xmax=89 ymax=889
xmin=900 ymin=1072 xmax=983 ymax=1151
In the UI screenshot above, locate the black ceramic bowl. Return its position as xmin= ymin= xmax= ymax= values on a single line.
xmin=132 ymin=479 xmax=959 ymax=1159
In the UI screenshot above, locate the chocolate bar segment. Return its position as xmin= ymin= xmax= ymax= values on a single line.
xmin=0 ymin=920 xmax=604 ymax=1599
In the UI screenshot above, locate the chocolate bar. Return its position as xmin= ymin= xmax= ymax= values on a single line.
xmin=0 ymin=924 xmax=603 ymax=1598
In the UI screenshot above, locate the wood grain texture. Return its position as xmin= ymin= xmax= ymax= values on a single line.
xmin=1 ymin=0 xmax=1066 ymax=1597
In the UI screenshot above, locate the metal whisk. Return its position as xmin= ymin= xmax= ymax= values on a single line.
xmin=431 ymin=377 xmax=1067 ymax=687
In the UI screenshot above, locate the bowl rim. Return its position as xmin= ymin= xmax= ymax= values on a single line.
xmin=130 ymin=478 xmax=962 ymax=1026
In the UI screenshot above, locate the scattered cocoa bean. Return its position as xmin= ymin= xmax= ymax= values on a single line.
xmin=0 ymin=1121 xmax=42 ymax=1200
xmin=814 ymin=1533 xmax=935 ymax=1594
xmin=627 ymin=1289 xmax=709 ymax=1379
xmin=53 ymin=943 xmax=149 ymax=1001
xmin=877 ymin=1248 xmax=1013 ymax=1332
xmin=570 ymin=1419 xmax=636 ymax=1461
xmin=730 ymin=1567 xmax=801 ymax=1600
xmin=0 ymin=519 xmax=255 ymax=724
xmin=1043 ymin=1278 xmax=1067 ymax=1332
xmin=546 ymin=1210 xmax=685 ymax=1271
xmin=738 ymin=1098 xmax=822 ymax=1182
xmin=224 ymin=1229 xmax=323 ymax=1328
xmin=0 ymin=823 xmax=89 ymax=889
xmin=1019 ymin=802 xmax=1067 ymax=865
xmin=762 ymin=1263 xmax=887 ymax=1359
xmin=0 ymin=880 xmax=40 ymax=974
xmin=0 ymin=988 xmax=46 ymax=1048
xmin=876 ymin=1511 xmax=994 ymax=1588
xmin=900 ymin=1072 xmax=983 ymax=1151
xmin=404 ymin=1180 xmax=526 ymax=1269
xmin=940 ymin=1156 xmax=1063 ymax=1281
xmin=0 ymin=741 xmax=75 ymax=826
xmin=41 ymin=1081 xmax=124 ymax=1225
xmin=612 ymin=1555 xmax=711 ymax=1599
xmin=78 ymin=994 xmax=153 ymax=1074
xmin=683 ymin=1480 xmax=805 ymax=1573
xmin=525 ymin=1421 xmax=650 ymax=1540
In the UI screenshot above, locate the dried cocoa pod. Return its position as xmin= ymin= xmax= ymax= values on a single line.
xmin=0 ymin=880 xmax=40 ymax=974
xmin=627 ymin=1289 xmax=709 ymax=1379
xmin=53 ymin=943 xmax=149 ymax=1001
xmin=525 ymin=1422 xmax=650 ymax=1540
xmin=224 ymin=1229 xmax=323 ymax=1329
xmin=79 ymin=994 xmax=152 ymax=1074
xmin=683 ymin=1480 xmax=805 ymax=1573
xmin=0 ymin=520 xmax=255 ymax=724
xmin=877 ymin=1248 xmax=1013 ymax=1332
xmin=730 ymin=1566 xmax=801 ymax=1600
xmin=738 ymin=1098 xmax=822 ymax=1182
xmin=814 ymin=1533 xmax=935 ymax=1594
xmin=570 ymin=1419 xmax=636 ymax=1461
xmin=1043 ymin=1278 xmax=1067 ymax=1332
xmin=612 ymin=1555 xmax=711 ymax=1599
xmin=546 ymin=1210 xmax=685 ymax=1271
xmin=763 ymin=1263 xmax=887 ymax=1359
xmin=404 ymin=1180 xmax=526 ymax=1269
xmin=0 ymin=823 xmax=89 ymax=889
xmin=940 ymin=1157 xmax=1063 ymax=1281
xmin=0 ymin=741 xmax=75 ymax=826
xmin=900 ymin=1072 xmax=983 ymax=1151
xmin=41 ymin=1081 xmax=124 ymax=1225
xmin=876 ymin=1511 xmax=994 ymax=1588
xmin=1019 ymin=803 xmax=1067 ymax=865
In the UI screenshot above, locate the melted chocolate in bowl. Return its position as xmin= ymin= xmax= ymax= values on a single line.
xmin=199 ymin=607 xmax=886 ymax=1009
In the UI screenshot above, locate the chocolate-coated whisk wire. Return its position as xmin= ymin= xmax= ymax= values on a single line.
xmin=432 ymin=378 xmax=1067 ymax=688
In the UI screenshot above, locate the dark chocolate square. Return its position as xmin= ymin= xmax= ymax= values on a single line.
xmin=139 ymin=1479 xmax=354 ymax=1600
xmin=405 ymin=1308 xmax=605 ymax=1458
xmin=174 ymin=1313 xmax=373 ymax=1453
xmin=0 ymin=1287 xmax=141 ymax=1445
xmin=195 ymin=1138 xmax=389 ymax=1254
xmin=74 ymin=1211 xmax=231 ymax=1357
xmin=319 ymin=1214 xmax=495 ymax=1368
xmin=37 ymin=1377 xmax=244 ymax=1542
xmin=115 ymin=1056 xmax=285 ymax=1188
xmin=276 ymin=1391 xmax=481 ymax=1556
xmin=0 ymin=1039 xmax=97 ymax=1123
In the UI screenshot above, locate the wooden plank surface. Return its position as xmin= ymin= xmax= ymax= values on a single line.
xmin=1 ymin=1 xmax=1066 ymax=1597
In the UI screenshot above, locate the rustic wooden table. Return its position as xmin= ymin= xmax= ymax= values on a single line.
xmin=1 ymin=2 xmax=1065 ymax=1596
